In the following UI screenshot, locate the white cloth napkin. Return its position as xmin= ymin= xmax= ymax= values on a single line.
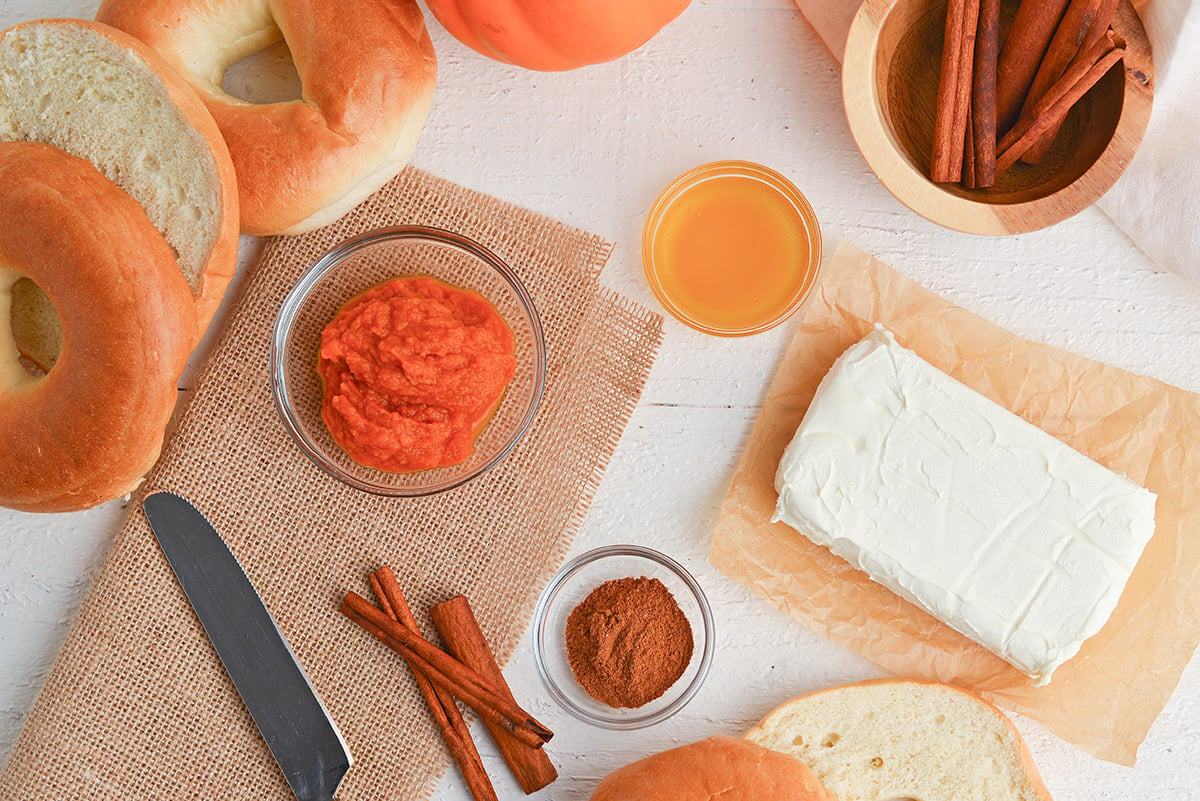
xmin=794 ymin=0 xmax=1200 ymax=286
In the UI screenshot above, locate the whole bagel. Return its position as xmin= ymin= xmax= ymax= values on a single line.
xmin=0 ymin=142 xmax=195 ymax=513
xmin=97 ymin=0 xmax=438 ymax=237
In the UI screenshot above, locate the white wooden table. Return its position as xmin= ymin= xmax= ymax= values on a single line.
xmin=3 ymin=1 xmax=1199 ymax=798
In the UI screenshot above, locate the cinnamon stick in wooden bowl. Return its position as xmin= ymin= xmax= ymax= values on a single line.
xmin=843 ymin=0 xmax=1152 ymax=235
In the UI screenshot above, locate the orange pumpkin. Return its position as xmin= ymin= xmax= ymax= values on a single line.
xmin=425 ymin=0 xmax=693 ymax=71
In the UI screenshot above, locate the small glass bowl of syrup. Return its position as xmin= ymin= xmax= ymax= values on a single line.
xmin=642 ymin=161 xmax=822 ymax=336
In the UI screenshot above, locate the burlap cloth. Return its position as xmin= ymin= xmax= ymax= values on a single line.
xmin=0 ymin=168 xmax=664 ymax=799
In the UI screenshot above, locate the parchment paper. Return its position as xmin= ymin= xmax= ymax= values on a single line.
xmin=710 ymin=240 xmax=1200 ymax=766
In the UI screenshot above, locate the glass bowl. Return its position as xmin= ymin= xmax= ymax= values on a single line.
xmin=270 ymin=226 xmax=546 ymax=496
xmin=642 ymin=160 xmax=823 ymax=337
xmin=530 ymin=545 xmax=715 ymax=729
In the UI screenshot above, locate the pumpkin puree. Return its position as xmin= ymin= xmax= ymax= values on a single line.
xmin=318 ymin=275 xmax=516 ymax=472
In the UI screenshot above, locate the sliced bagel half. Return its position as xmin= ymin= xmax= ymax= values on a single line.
xmin=0 ymin=18 xmax=239 ymax=368
xmin=745 ymin=679 xmax=1054 ymax=801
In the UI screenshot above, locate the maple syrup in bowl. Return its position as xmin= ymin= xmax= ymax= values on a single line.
xmin=642 ymin=161 xmax=822 ymax=336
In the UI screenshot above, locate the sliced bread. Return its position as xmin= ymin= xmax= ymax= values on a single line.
xmin=745 ymin=679 xmax=1054 ymax=801
xmin=0 ymin=18 xmax=238 ymax=365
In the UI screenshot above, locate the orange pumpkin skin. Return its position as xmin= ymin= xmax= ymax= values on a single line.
xmin=426 ymin=0 xmax=693 ymax=71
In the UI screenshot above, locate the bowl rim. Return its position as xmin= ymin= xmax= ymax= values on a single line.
xmin=530 ymin=544 xmax=716 ymax=729
xmin=269 ymin=224 xmax=547 ymax=497
xmin=641 ymin=159 xmax=824 ymax=337
xmin=842 ymin=0 xmax=1153 ymax=235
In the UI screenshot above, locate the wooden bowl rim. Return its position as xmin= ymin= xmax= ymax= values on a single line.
xmin=842 ymin=0 xmax=1153 ymax=235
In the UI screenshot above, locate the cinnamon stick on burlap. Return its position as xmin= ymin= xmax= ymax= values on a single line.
xmin=1020 ymin=0 xmax=1120 ymax=163
xmin=431 ymin=596 xmax=558 ymax=795
xmin=932 ymin=0 xmax=980 ymax=182
xmin=368 ymin=569 xmax=498 ymax=801
xmin=997 ymin=31 xmax=1125 ymax=174
xmin=341 ymin=591 xmax=554 ymax=749
xmin=996 ymin=0 xmax=1073 ymax=132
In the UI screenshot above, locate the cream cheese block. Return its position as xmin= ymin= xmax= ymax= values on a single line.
xmin=772 ymin=326 xmax=1156 ymax=685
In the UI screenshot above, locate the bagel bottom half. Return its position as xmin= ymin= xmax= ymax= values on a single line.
xmin=0 ymin=141 xmax=195 ymax=513
xmin=589 ymin=736 xmax=830 ymax=801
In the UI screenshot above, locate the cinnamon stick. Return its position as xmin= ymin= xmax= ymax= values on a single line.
xmin=431 ymin=596 xmax=558 ymax=795
xmin=970 ymin=0 xmax=1000 ymax=187
xmin=931 ymin=0 xmax=972 ymax=182
xmin=996 ymin=35 xmax=1124 ymax=174
xmin=369 ymin=570 xmax=498 ymax=801
xmin=951 ymin=0 xmax=981 ymax=180
xmin=341 ymin=591 xmax=554 ymax=749
xmin=1080 ymin=0 xmax=1122 ymax=52
xmin=963 ymin=111 xmax=977 ymax=189
xmin=997 ymin=31 xmax=1121 ymax=156
xmin=1020 ymin=0 xmax=1119 ymax=163
xmin=996 ymin=0 xmax=1073 ymax=132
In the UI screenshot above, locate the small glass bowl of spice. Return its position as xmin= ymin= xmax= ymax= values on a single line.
xmin=530 ymin=544 xmax=714 ymax=729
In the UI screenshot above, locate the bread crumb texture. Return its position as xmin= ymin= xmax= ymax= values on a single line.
xmin=746 ymin=682 xmax=1050 ymax=801
xmin=0 ymin=22 xmax=220 ymax=291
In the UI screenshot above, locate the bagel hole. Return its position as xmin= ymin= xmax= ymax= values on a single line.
xmin=10 ymin=278 xmax=61 ymax=376
xmin=222 ymin=39 xmax=302 ymax=104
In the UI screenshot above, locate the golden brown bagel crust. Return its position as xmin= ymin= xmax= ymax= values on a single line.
xmin=589 ymin=736 xmax=831 ymax=801
xmin=0 ymin=19 xmax=238 ymax=342
xmin=0 ymin=142 xmax=195 ymax=513
xmin=97 ymin=0 xmax=438 ymax=237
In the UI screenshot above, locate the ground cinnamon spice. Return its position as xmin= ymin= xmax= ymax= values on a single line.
xmin=565 ymin=576 xmax=693 ymax=708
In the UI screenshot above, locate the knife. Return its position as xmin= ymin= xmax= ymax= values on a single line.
xmin=143 ymin=491 xmax=351 ymax=801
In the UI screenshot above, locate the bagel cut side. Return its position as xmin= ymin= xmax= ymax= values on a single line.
xmin=745 ymin=679 xmax=1054 ymax=801
xmin=98 ymin=0 xmax=438 ymax=237
xmin=0 ymin=17 xmax=238 ymax=366
xmin=0 ymin=142 xmax=195 ymax=513
xmin=0 ymin=19 xmax=239 ymax=314
xmin=590 ymin=736 xmax=831 ymax=801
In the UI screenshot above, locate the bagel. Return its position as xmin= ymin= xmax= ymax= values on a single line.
xmin=97 ymin=0 xmax=438 ymax=237
xmin=0 ymin=142 xmax=195 ymax=513
xmin=0 ymin=18 xmax=238 ymax=361
xmin=590 ymin=736 xmax=831 ymax=801
xmin=744 ymin=680 xmax=1054 ymax=801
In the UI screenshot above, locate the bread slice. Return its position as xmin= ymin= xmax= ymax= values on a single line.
xmin=0 ymin=18 xmax=238 ymax=365
xmin=590 ymin=736 xmax=831 ymax=801
xmin=745 ymin=680 xmax=1054 ymax=801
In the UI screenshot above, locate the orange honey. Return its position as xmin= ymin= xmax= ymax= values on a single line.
xmin=643 ymin=162 xmax=821 ymax=336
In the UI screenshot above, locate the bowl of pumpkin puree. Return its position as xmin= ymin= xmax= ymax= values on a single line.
xmin=270 ymin=226 xmax=546 ymax=496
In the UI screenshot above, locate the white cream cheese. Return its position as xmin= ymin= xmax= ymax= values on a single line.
xmin=772 ymin=326 xmax=1156 ymax=685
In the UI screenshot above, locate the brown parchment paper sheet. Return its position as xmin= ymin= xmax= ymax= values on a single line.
xmin=710 ymin=240 xmax=1200 ymax=766
xmin=0 ymin=168 xmax=664 ymax=800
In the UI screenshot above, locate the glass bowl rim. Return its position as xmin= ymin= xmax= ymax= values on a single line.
xmin=641 ymin=159 xmax=824 ymax=337
xmin=269 ymin=224 xmax=547 ymax=497
xmin=530 ymin=544 xmax=716 ymax=729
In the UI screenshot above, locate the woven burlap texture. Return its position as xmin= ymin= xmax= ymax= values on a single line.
xmin=0 ymin=168 xmax=664 ymax=800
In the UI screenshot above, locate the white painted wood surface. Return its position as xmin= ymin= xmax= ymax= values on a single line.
xmin=3 ymin=1 xmax=1199 ymax=798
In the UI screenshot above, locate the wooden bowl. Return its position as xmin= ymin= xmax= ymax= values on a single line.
xmin=843 ymin=0 xmax=1152 ymax=234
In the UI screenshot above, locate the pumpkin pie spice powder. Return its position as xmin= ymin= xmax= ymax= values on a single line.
xmin=565 ymin=576 xmax=694 ymax=707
